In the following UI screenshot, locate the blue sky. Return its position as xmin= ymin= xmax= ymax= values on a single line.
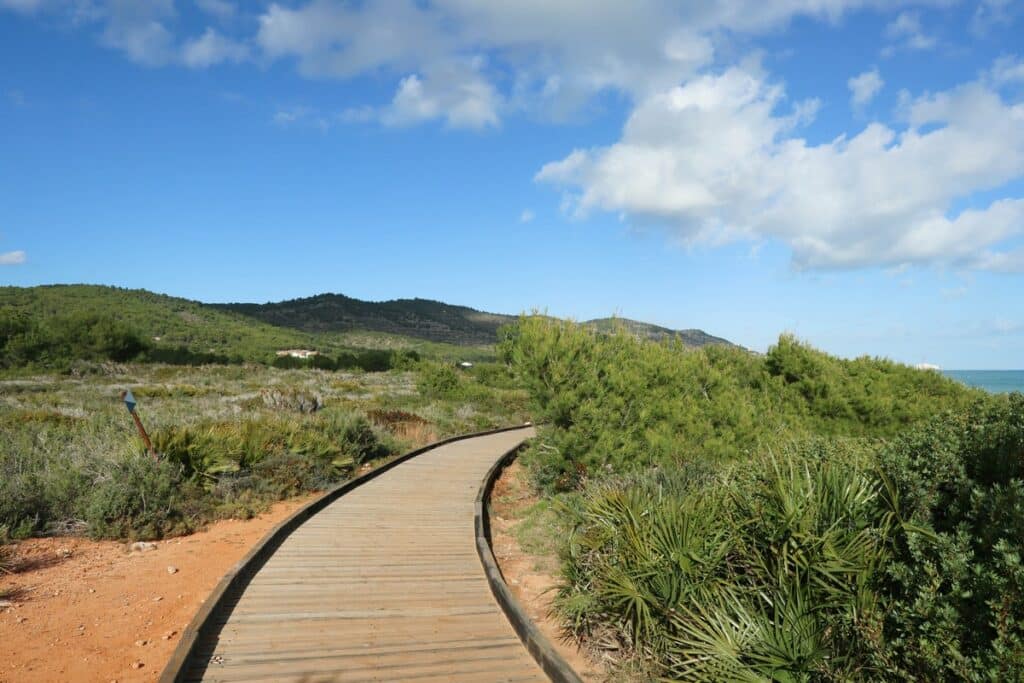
xmin=1 ymin=1 xmax=1023 ymax=368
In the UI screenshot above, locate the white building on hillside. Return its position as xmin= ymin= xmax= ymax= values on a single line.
xmin=276 ymin=349 xmax=320 ymax=359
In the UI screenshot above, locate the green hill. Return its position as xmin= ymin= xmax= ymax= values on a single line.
xmin=585 ymin=317 xmax=737 ymax=348
xmin=214 ymin=293 xmax=515 ymax=346
xmin=0 ymin=285 xmax=335 ymax=362
xmin=215 ymin=294 xmax=738 ymax=349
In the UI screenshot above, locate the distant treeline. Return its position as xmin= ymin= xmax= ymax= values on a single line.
xmin=0 ymin=309 xmax=418 ymax=372
xmin=0 ymin=310 xmax=148 ymax=368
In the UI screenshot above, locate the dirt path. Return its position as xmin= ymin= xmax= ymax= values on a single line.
xmin=0 ymin=497 xmax=313 ymax=683
xmin=490 ymin=460 xmax=605 ymax=681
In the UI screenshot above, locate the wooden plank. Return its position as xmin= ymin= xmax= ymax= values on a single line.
xmin=176 ymin=428 xmax=547 ymax=682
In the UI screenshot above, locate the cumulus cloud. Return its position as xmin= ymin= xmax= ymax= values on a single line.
xmin=97 ymin=0 xmax=177 ymax=66
xmin=520 ymin=209 xmax=535 ymax=223
xmin=381 ymin=60 xmax=501 ymax=129
xmin=883 ymin=11 xmax=937 ymax=53
xmin=848 ymin=68 xmax=883 ymax=107
xmin=0 ymin=250 xmax=26 ymax=265
xmin=181 ymin=28 xmax=248 ymax=68
xmin=4 ymin=0 xmax=954 ymax=127
xmin=1 ymin=0 xmax=249 ymax=68
xmin=537 ymin=65 xmax=1024 ymax=271
xmin=254 ymin=0 xmax=941 ymax=127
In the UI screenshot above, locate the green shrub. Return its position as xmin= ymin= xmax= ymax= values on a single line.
xmin=250 ymin=452 xmax=337 ymax=498
xmin=502 ymin=316 xmax=978 ymax=491
xmin=83 ymin=456 xmax=208 ymax=540
xmin=150 ymin=411 xmax=389 ymax=484
xmin=875 ymin=396 xmax=1024 ymax=680
xmin=556 ymin=441 xmax=890 ymax=680
xmin=0 ymin=459 xmax=91 ymax=538
xmin=417 ymin=362 xmax=464 ymax=399
xmin=552 ymin=401 xmax=1024 ymax=680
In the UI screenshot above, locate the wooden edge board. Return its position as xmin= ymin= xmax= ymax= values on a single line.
xmin=474 ymin=440 xmax=585 ymax=683
xmin=159 ymin=423 xmax=535 ymax=683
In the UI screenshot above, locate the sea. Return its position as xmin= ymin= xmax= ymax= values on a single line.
xmin=943 ymin=370 xmax=1024 ymax=394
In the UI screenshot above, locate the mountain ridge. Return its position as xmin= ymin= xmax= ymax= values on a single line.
xmin=214 ymin=292 xmax=738 ymax=348
xmin=1 ymin=285 xmax=738 ymax=351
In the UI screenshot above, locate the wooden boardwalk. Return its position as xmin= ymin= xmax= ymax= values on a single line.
xmin=182 ymin=427 xmax=546 ymax=683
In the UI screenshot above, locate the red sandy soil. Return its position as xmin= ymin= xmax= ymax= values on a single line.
xmin=0 ymin=497 xmax=313 ymax=683
xmin=491 ymin=460 xmax=606 ymax=681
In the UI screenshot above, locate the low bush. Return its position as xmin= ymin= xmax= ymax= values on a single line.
xmin=554 ymin=399 xmax=1024 ymax=680
xmin=417 ymin=362 xmax=464 ymax=399
xmin=875 ymin=395 xmax=1024 ymax=680
xmin=0 ymin=458 xmax=91 ymax=538
xmin=250 ymin=452 xmax=337 ymax=498
xmin=83 ymin=456 xmax=208 ymax=540
xmin=557 ymin=440 xmax=885 ymax=680
xmin=150 ymin=411 xmax=390 ymax=483
xmin=0 ymin=404 xmax=399 ymax=542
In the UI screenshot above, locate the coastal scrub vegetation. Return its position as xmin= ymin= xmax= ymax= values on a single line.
xmin=500 ymin=316 xmax=978 ymax=491
xmin=501 ymin=316 xmax=1022 ymax=681
xmin=0 ymin=359 xmax=529 ymax=541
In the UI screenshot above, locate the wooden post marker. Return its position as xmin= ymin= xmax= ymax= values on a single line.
xmin=121 ymin=389 xmax=158 ymax=460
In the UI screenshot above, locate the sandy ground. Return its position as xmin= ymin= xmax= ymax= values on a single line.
xmin=0 ymin=497 xmax=313 ymax=683
xmin=1 ymin=457 xmax=595 ymax=683
xmin=490 ymin=460 xmax=605 ymax=681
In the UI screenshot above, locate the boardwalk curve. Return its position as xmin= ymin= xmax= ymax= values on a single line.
xmin=163 ymin=426 xmax=550 ymax=683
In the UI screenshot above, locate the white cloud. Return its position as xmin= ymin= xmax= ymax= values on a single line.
xmin=520 ymin=209 xmax=535 ymax=223
xmin=195 ymin=0 xmax=235 ymax=20
xmin=381 ymin=60 xmax=501 ymax=129
xmin=5 ymin=1 xmax=954 ymax=127
xmin=991 ymin=55 xmax=1024 ymax=86
xmin=272 ymin=106 xmax=330 ymax=131
xmin=254 ymin=0 xmax=942 ymax=128
xmin=1 ymin=0 xmax=249 ymax=68
xmin=848 ymin=68 xmax=883 ymax=107
xmin=883 ymin=11 xmax=937 ymax=53
xmin=181 ymin=28 xmax=248 ymax=68
xmin=971 ymin=0 xmax=1018 ymax=36
xmin=0 ymin=250 xmax=26 ymax=265
xmin=90 ymin=0 xmax=176 ymax=66
xmin=537 ymin=65 xmax=1024 ymax=272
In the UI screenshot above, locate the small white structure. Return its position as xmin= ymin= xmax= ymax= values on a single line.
xmin=915 ymin=363 xmax=941 ymax=371
xmin=276 ymin=349 xmax=321 ymax=359
xmin=457 ymin=361 xmax=474 ymax=369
